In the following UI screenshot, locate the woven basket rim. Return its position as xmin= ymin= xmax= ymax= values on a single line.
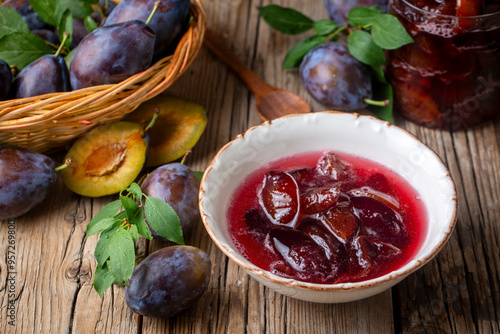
xmin=0 ymin=0 xmax=206 ymax=153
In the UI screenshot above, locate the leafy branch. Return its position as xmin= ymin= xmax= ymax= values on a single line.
xmin=0 ymin=0 xmax=101 ymax=71
xmin=257 ymin=5 xmax=413 ymax=122
xmin=86 ymin=182 xmax=184 ymax=297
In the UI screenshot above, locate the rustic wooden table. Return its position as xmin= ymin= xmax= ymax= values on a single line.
xmin=1 ymin=0 xmax=500 ymax=333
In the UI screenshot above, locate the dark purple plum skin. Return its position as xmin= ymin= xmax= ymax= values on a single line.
xmin=299 ymin=42 xmax=372 ymax=111
xmin=0 ymin=145 xmax=56 ymax=220
xmin=325 ymin=0 xmax=388 ymax=24
xmin=69 ymin=20 xmax=155 ymax=90
xmin=141 ymin=163 xmax=200 ymax=238
xmin=125 ymin=246 xmax=211 ymax=318
xmin=14 ymin=55 xmax=71 ymax=98
xmin=104 ymin=0 xmax=190 ymax=59
xmin=0 ymin=59 xmax=12 ymax=101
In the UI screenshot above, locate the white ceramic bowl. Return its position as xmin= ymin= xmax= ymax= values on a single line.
xmin=199 ymin=111 xmax=458 ymax=303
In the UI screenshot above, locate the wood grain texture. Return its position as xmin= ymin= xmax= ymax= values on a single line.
xmin=1 ymin=0 xmax=500 ymax=333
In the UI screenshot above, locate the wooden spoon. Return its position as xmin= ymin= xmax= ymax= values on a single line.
xmin=203 ymin=29 xmax=311 ymax=121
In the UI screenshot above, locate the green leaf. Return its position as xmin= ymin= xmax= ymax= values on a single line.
xmin=0 ymin=32 xmax=53 ymax=70
xmin=348 ymin=30 xmax=386 ymax=67
xmin=371 ymin=14 xmax=413 ymax=50
xmin=120 ymin=192 xmax=144 ymax=228
xmin=128 ymin=206 xmax=145 ymax=227
xmin=58 ymin=9 xmax=73 ymax=49
xmin=367 ymin=81 xmax=394 ymax=123
xmin=84 ymin=15 xmax=98 ymax=33
xmin=371 ymin=64 xmax=387 ymax=84
xmin=106 ymin=227 xmax=135 ymax=286
xmin=86 ymin=217 xmax=120 ymax=237
xmin=0 ymin=7 xmax=30 ymax=37
xmin=65 ymin=47 xmax=76 ymax=64
xmin=135 ymin=219 xmax=153 ymax=240
xmin=29 ymin=0 xmax=59 ymax=26
xmin=126 ymin=182 xmax=143 ymax=202
xmin=348 ymin=7 xmax=381 ymax=27
xmin=144 ymin=196 xmax=184 ymax=245
xmin=31 ymin=0 xmax=95 ymax=27
xmin=120 ymin=194 xmax=138 ymax=219
xmin=128 ymin=224 xmax=139 ymax=241
xmin=257 ymin=5 xmax=314 ymax=35
xmin=313 ymin=19 xmax=338 ymax=36
xmin=193 ymin=171 xmax=204 ymax=182
xmin=93 ymin=264 xmax=115 ymax=298
xmin=94 ymin=226 xmax=119 ymax=267
xmin=87 ymin=200 xmax=122 ymax=236
xmin=59 ymin=0 xmax=95 ymax=20
xmin=282 ymin=34 xmax=326 ymax=69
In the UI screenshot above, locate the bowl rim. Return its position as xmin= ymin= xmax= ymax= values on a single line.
xmin=199 ymin=110 xmax=458 ymax=292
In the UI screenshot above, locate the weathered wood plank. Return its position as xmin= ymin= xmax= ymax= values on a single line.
xmin=0 ymin=176 xmax=88 ymax=334
xmin=396 ymin=119 xmax=500 ymax=333
xmin=2 ymin=0 xmax=500 ymax=333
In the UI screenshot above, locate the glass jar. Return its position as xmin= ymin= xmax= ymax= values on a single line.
xmin=386 ymin=0 xmax=500 ymax=130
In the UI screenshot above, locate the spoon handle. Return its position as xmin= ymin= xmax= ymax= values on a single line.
xmin=203 ymin=29 xmax=274 ymax=98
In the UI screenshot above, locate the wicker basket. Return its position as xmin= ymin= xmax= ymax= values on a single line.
xmin=0 ymin=0 xmax=206 ymax=154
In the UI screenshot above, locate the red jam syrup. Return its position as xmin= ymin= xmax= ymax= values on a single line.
xmin=227 ymin=151 xmax=428 ymax=284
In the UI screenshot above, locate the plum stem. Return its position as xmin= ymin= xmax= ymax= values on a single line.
xmin=55 ymin=32 xmax=70 ymax=58
xmin=180 ymin=150 xmax=191 ymax=165
xmin=145 ymin=1 xmax=161 ymax=26
xmin=144 ymin=106 xmax=160 ymax=133
xmin=54 ymin=158 xmax=72 ymax=172
xmin=364 ymin=98 xmax=390 ymax=107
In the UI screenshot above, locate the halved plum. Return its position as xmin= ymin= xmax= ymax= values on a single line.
xmin=125 ymin=95 xmax=207 ymax=167
xmin=62 ymin=121 xmax=148 ymax=197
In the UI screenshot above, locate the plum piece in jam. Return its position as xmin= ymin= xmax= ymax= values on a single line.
xmin=316 ymin=151 xmax=350 ymax=181
xmin=245 ymin=208 xmax=273 ymax=236
xmin=289 ymin=167 xmax=336 ymax=192
xmin=345 ymin=235 xmax=377 ymax=280
xmin=270 ymin=228 xmax=334 ymax=283
xmin=229 ymin=151 xmax=427 ymax=284
xmin=301 ymin=186 xmax=341 ymax=215
xmin=317 ymin=205 xmax=359 ymax=243
xmin=300 ymin=218 xmax=346 ymax=279
xmin=350 ymin=196 xmax=409 ymax=248
xmin=259 ymin=170 xmax=301 ymax=228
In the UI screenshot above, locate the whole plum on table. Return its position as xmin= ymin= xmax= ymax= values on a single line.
xmin=299 ymin=42 xmax=372 ymax=111
xmin=141 ymin=162 xmax=200 ymax=237
xmin=325 ymin=0 xmax=388 ymax=24
xmin=104 ymin=0 xmax=191 ymax=59
xmin=0 ymin=145 xmax=57 ymax=220
xmin=69 ymin=20 xmax=155 ymax=90
xmin=125 ymin=246 xmax=211 ymax=318
xmin=0 ymin=59 xmax=12 ymax=101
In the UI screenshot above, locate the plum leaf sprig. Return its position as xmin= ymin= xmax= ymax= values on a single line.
xmin=257 ymin=5 xmax=413 ymax=122
xmin=257 ymin=5 xmax=412 ymax=71
xmin=87 ymin=182 xmax=185 ymax=298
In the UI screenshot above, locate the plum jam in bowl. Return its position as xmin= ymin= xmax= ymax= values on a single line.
xmin=199 ymin=111 xmax=458 ymax=303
